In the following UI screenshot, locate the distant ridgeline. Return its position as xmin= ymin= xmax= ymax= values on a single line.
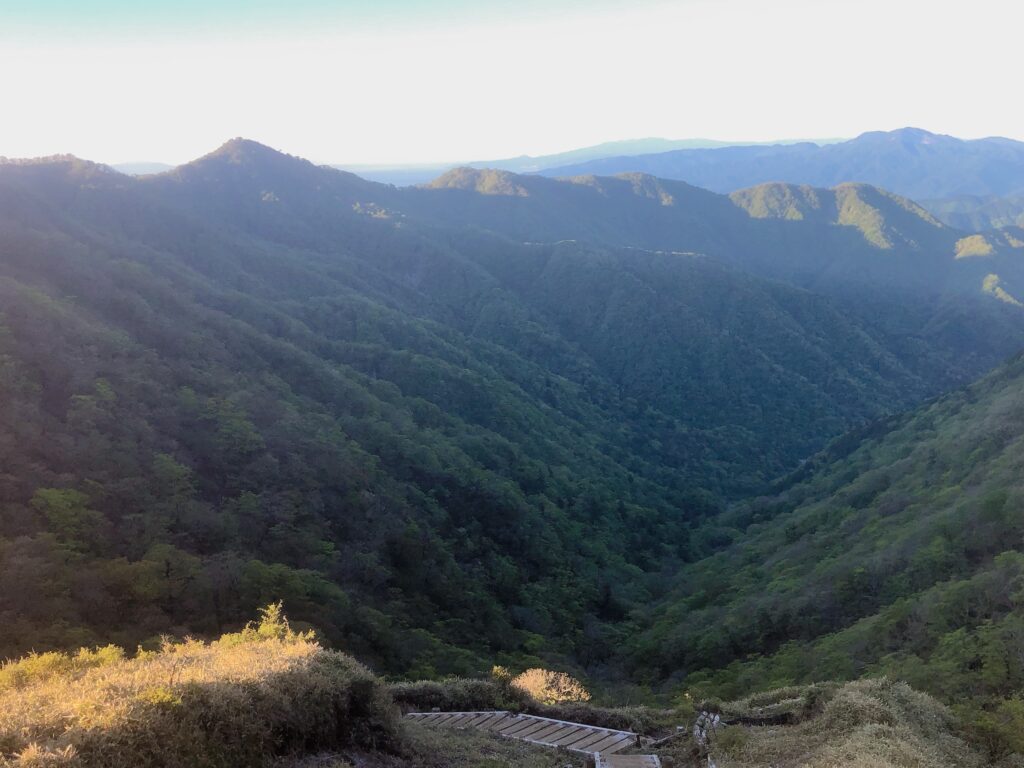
xmin=1 ymin=139 xmax=1024 ymax=684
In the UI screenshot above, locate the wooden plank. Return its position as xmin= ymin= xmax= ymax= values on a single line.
xmin=586 ymin=733 xmax=636 ymax=755
xmin=430 ymin=713 xmax=462 ymax=726
xmin=550 ymin=726 xmax=599 ymax=747
xmin=498 ymin=716 xmax=541 ymax=736
xmin=414 ymin=713 xmax=449 ymax=724
xmin=504 ymin=718 xmax=552 ymax=739
xmin=528 ymin=729 xmax=585 ymax=745
xmin=560 ymin=729 xmax=613 ymax=750
xmin=482 ymin=714 xmax=519 ymax=731
xmin=404 ymin=710 xmax=652 ymax=762
xmin=600 ymin=737 xmax=638 ymax=756
xmin=522 ymin=721 xmax=577 ymax=744
xmin=441 ymin=713 xmax=476 ymax=727
xmin=463 ymin=712 xmax=500 ymax=728
xmin=502 ymin=719 xmax=543 ymax=736
xmin=597 ymin=756 xmax=662 ymax=768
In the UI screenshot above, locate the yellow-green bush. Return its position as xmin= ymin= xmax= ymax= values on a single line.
xmin=0 ymin=646 xmax=124 ymax=693
xmin=510 ymin=668 xmax=590 ymax=705
xmin=0 ymin=608 xmax=398 ymax=767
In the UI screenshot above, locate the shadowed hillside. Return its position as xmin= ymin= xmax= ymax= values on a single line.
xmin=633 ymin=352 xmax=1024 ymax=758
xmin=2 ymin=141 xmax=1024 ymax=681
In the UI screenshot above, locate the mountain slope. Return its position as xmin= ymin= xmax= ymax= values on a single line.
xmin=2 ymin=141 xmax=1024 ymax=680
xmin=407 ymin=167 xmax=1024 ymax=295
xmin=924 ymin=192 xmax=1024 ymax=231
xmin=632 ymin=352 xmax=1024 ymax=738
xmin=542 ymin=128 xmax=1024 ymax=200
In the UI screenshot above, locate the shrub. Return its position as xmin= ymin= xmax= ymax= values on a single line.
xmin=510 ymin=669 xmax=590 ymax=706
xmin=0 ymin=647 xmax=124 ymax=693
xmin=957 ymin=696 xmax=1024 ymax=758
xmin=0 ymin=606 xmax=399 ymax=767
xmin=532 ymin=702 xmax=678 ymax=735
xmin=388 ymin=677 xmax=531 ymax=713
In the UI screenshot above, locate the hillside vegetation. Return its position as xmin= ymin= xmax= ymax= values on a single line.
xmin=634 ymin=352 xmax=1024 ymax=759
xmin=5 ymin=143 xmax=1024 ymax=676
xmin=683 ymin=679 xmax=988 ymax=768
xmin=5 ymin=142 xmax=1024 ymax=679
xmin=2 ymin=608 xmax=998 ymax=768
xmin=0 ymin=606 xmax=399 ymax=768
xmin=0 ymin=607 xmax=592 ymax=768
xmin=925 ymin=193 xmax=1024 ymax=231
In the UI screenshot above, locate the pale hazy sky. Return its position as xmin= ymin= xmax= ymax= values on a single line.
xmin=2 ymin=0 xmax=1022 ymax=165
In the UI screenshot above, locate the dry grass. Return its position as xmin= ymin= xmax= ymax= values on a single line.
xmin=657 ymin=678 xmax=985 ymax=768
xmin=509 ymin=668 xmax=591 ymax=705
xmin=0 ymin=608 xmax=398 ymax=768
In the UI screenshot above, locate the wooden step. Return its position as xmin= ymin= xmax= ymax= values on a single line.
xmin=596 ymin=755 xmax=662 ymax=768
xmin=404 ymin=710 xmax=645 ymax=759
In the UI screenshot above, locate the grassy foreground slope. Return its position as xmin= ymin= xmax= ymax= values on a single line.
xmin=0 ymin=607 xmax=590 ymax=768
xmin=0 ymin=607 xmax=996 ymax=768
xmin=675 ymin=679 xmax=988 ymax=768
xmin=0 ymin=606 xmax=399 ymax=768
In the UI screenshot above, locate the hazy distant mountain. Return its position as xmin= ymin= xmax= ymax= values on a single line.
xmin=333 ymin=136 xmax=843 ymax=186
xmin=112 ymin=161 xmax=175 ymax=175
xmin=542 ymin=128 xmax=1024 ymax=200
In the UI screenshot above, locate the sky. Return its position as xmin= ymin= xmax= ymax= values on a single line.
xmin=2 ymin=0 xmax=1023 ymax=165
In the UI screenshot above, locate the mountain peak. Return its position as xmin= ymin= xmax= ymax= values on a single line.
xmin=731 ymin=180 xmax=948 ymax=249
xmin=0 ymin=153 xmax=121 ymax=187
xmin=0 ymin=153 xmax=114 ymax=173
xmin=172 ymin=138 xmax=345 ymax=182
xmin=426 ymin=167 xmax=530 ymax=196
xmin=203 ymin=137 xmax=296 ymax=165
xmin=852 ymin=127 xmax=958 ymax=147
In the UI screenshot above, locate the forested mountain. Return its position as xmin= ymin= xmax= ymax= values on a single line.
xmin=542 ymin=128 xmax=1024 ymax=201
xmin=2 ymin=139 xmax=1024 ymax=680
xmin=924 ymin=192 xmax=1024 ymax=231
xmin=404 ymin=167 xmax=1024 ymax=299
xmin=631 ymin=351 xmax=1024 ymax=731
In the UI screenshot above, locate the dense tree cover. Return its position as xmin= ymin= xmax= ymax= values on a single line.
xmin=631 ymin=353 xmax=1024 ymax=746
xmin=1 ymin=141 xmax=1024 ymax=684
xmin=925 ymin=191 xmax=1024 ymax=231
xmin=411 ymin=166 xmax=1024 ymax=299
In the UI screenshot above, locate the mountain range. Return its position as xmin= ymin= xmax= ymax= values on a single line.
xmin=4 ymin=135 xmax=1024 ymax=762
xmin=329 ymin=136 xmax=844 ymax=186
xmin=1 ymin=138 xmax=1023 ymax=679
xmin=541 ymin=127 xmax=1024 ymax=201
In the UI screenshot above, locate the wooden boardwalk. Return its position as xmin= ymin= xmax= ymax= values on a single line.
xmin=596 ymin=755 xmax=662 ymax=768
xmin=405 ymin=711 xmax=661 ymax=765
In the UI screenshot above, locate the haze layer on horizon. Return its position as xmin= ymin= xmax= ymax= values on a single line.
xmin=3 ymin=0 xmax=1023 ymax=165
